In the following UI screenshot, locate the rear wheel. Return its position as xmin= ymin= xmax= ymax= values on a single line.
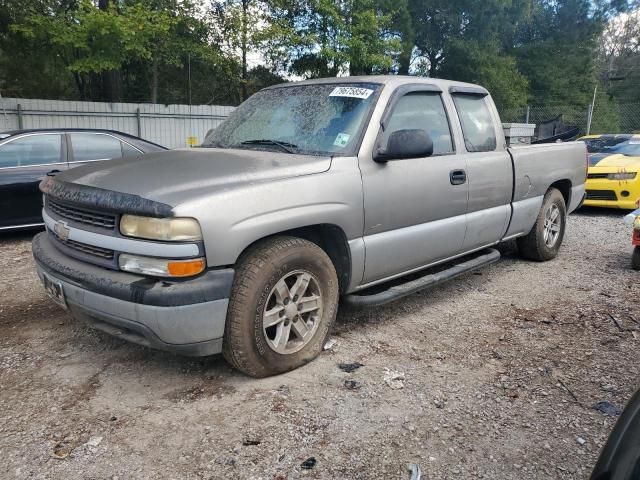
xmin=517 ymin=188 xmax=567 ymax=261
xmin=632 ymin=247 xmax=640 ymax=271
xmin=222 ymin=236 xmax=339 ymax=377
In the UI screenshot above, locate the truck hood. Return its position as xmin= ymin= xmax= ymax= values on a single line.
xmin=57 ymin=148 xmax=332 ymax=207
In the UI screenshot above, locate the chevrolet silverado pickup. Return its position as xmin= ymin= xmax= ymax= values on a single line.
xmin=33 ymin=76 xmax=587 ymax=377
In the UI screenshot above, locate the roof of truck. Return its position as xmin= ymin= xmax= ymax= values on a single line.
xmin=265 ymin=75 xmax=489 ymax=94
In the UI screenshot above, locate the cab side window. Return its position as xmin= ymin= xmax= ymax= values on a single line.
xmin=383 ymin=92 xmax=454 ymax=155
xmin=451 ymin=94 xmax=497 ymax=152
xmin=0 ymin=134 xmax=63 ymax=168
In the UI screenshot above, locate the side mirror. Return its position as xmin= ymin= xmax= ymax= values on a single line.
xmin=374 ymin=129 xmax=434 ymax=162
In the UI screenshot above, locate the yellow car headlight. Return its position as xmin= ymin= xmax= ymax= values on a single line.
xmin=120 ymin=215 xmax=202 ymax=242
xmin=607 ymin=172 xmax=637 ymax=180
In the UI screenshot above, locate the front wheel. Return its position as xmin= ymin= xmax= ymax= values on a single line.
xmin=222 ymin=236 xmax=339 ymax=378
xmin=517 ymin=188 xmax=567 ymax=261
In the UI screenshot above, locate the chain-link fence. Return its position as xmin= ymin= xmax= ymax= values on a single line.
xmin=500 ymin=103 xmax=640 ymax=135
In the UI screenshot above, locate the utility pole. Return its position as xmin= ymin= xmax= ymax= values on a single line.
xmin=586 ymin=85 xmax=598 ymax=135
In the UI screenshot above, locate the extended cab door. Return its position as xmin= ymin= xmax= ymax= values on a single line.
xmin=359 ymin=85 xmax=469 ymax=284
xmin=449 ymin=89 xmax=512 ymax=251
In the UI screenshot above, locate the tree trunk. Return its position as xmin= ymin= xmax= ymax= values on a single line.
xmin=101 ymin=70 xmax=122 ymax=102
xmin=398 ymin=40 xmax=414 ymax=75
xmin=241 ymin=0 xmax=248 ymax=101
xmin=73 ymin=72 xmax=87 ymax=100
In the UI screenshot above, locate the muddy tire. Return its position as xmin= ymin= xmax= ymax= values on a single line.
xmin=632 ymin=247 xmax=640 ymax=271
xmin=517 ymin=188 xmax=567 ymax=262
xmin=222 ymin=236 xmax=339 ymax=378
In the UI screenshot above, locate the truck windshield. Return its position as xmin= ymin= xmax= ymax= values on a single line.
xmin=202 ymin=83 xmax=380 ymax=156
xmin=583 ymin=136 xmax=640 ymax=157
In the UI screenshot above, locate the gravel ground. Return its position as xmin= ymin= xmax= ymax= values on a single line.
xmin=1 ymin=207 xmax=639 ymax=480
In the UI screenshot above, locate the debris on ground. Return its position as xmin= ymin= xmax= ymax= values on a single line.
xmin=576 ymin=436 xmax=586 ymax=446
xmin=556 ymin=378 xmax=580 ymax=403
xmin=608 ymin=313 xmax=624 ymax=332
xmin=407 ymin=463 xmax=422 ymax=480
xmin=242 ymin=439 xmax=261 ymax=446
xmin=51 ymin=441 xmax=74 ymax=460
xmin=344 ymin=380 xmax=361 ymax=390
xmin=383 ymin=368 xmax=405 ymax=389
xmin=300 ymin=457 xmax=316 ymax=469
xmin=338 ymin=362 xmax=364 ymax=373
xmin=85 ymin=436 xmax=103 ymax=453
xmin=433 ymin=398 xmax=446 ymax=409
xmin=323 ymin=339 xmax=337 ymax=351
xmin=593 ymin=401 xmax=623 ymax=416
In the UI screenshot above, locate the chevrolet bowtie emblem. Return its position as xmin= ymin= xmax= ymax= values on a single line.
xmin=54 ymin=220 xmax=70 ymax=241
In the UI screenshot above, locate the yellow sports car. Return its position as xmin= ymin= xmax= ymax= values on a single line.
xmin=580 ymin=134 xmax=640 ymax=209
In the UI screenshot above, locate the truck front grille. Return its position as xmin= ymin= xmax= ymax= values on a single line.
xmin=48 ymin=198 xmax=117 ymax=230
xmin=50 ymin=229 xmax=115 ymax=260
xmin=586 ymin=189 xmax=618 ymax=201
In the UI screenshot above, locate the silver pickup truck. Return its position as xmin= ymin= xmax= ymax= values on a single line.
xmin=33 ymin=76 xmax=587 ymax=377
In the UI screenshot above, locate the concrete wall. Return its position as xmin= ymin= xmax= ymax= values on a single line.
xmin=0 ymin=97 xmax=235 ymax=149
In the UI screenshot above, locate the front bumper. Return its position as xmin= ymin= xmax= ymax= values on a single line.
xmin=32 ymin=232 xmax=234 ymax=356
xmin=585 ymin=175 xmax=640 ymax=209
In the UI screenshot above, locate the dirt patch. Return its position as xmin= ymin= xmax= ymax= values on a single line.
xmin=164 ymin=376 xmax=237 ymax=403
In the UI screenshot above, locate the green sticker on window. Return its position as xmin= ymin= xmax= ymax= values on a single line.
xmin=334 ymin=133 xmax=351 ymax=147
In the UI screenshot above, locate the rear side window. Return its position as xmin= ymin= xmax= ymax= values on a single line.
xmin=383 ymin=92 xmax=454 ymax=155
xmin=452 ymin=94 xmax=497 ymax=152
xmin=70 ymin=133 xmax=123 ymax=162
xmin=0 ymin=134 xmax=62 ymax=168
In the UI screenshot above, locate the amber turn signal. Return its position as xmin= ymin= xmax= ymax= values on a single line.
xmin=167 ymin=259 xmax=206 ymax=277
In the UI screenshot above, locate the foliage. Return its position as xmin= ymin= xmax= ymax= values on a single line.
xmin=0 ymin=0 xmax=635 ymax=112
xmin=262 ymin=0 xmax=401 ymax=77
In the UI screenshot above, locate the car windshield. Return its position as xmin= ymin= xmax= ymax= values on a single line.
xmin=202 ymin=83 xmax=380 ymax=156
xmin=583 ymin=136 xmax=640 ymax=156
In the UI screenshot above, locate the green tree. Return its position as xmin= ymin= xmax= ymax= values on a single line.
xmin=263 ymin=0 xmax=400 ymax=77
xmin=513 ymin=0 xmax=603 ymax=107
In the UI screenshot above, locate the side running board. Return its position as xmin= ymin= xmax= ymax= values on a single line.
xmin=343 ymin=248 xmax=501 ymax=308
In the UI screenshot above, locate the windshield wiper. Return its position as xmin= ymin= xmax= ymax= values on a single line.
xmin=240 ymin=139 xmax=298 ymax=154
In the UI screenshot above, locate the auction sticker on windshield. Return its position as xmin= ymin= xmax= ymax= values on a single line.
xmin=334 ymin=133 xmax=351 ymax=147
xmin=329 ymin=86 xmax=374 ymax=99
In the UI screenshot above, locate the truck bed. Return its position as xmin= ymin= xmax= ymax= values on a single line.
xmin=504 ymin=141 xmax=587 ymax=239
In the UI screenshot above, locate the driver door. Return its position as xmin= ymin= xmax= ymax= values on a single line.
xmin=359 ymin=87 xmax=468 ymax=284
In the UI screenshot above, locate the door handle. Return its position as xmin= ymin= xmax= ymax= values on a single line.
xmin=46 ymin=169 xmax=61 ymax=177
xmin=450 ymin=169 xmax=467 ymax=185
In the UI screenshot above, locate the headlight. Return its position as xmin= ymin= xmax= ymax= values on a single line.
xmin=607 ymin=172 xmax=637 ymax=180
xmin=120 ymin=215 xmax=202 ymax=241
xmin=118 ymin=254 xmax=205 ymax=277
